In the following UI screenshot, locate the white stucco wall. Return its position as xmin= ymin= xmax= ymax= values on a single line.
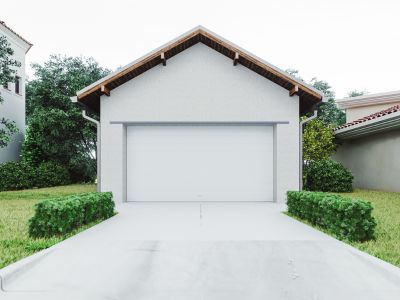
xmin=346 ymin=102 xmax=400 ymax=122
xmin=100 ymin=43 xmax=300 ymax=203
xmin=334 ymin=130 xmax=400 ymax=192
xmin=0 ymin=26 xmax=28 ymax=163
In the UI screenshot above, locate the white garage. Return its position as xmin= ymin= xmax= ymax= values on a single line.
xmin=126 ymin=125 xmax=274 ymax=202
xmin=73 ymin=26 xmax=323 ymax=203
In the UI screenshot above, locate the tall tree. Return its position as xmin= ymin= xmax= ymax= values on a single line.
xmin=347 ymin=89 xmax=368 ymax=98
xmin=285 ymin=69 xmax=304 ymax=81
xmin=303 ymin=118 xmax=337 ymax=161
xmin=310 ymin=78 xmax=346 ymax=127
xmin=0 ymin=36 xmax=20 ymax=148
xmin=23 ymin=55 xmax=110 ymax=181
xmin=285 ymin=69 xmax=346 ymax=127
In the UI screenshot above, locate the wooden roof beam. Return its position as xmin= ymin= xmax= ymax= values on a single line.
xmin=101 ymin=85 xmax=110 ymax=97
xmin=233 ymin=52 xmax=239 ymax=66
xmin=290 ymin=85 xmax=299 ymax=97
xmin=161 ymin=52 xmax=166 ymax=66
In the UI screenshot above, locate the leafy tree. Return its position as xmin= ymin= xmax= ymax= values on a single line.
xmin=310 ymin=78 xmax=346 ymax=127
xmin=303 ymin=118 xmax=337 ymax=162
xmin=347 ymin=89 xmax=368 ymax=98
xmin=0 ymin=35 xmax=20 ymax=148
xmin=285 ymin=69 xmax=346 ymax=127
xmin=285 ymin=69 xmax=304 ymax=81
xmin=286 ymin=68 xmax=346 ymax=127
xmin=23 ymin=55 xmax=110 ymax=182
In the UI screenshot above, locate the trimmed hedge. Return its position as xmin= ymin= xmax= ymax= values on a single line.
xmin=287 ymin=191 xmax=376 ymax=241
xmin=35 ymin=161 xmax=71 ymax=188
xmin=29 ymin=192 xmax=114 ymax=238
xmin=304 ymin=159 xmax=353 ymax=192
xmin=0 ymin=161 xmax=70 ymax=191
xmin=0 ymin=161 xmax=35 ymax=191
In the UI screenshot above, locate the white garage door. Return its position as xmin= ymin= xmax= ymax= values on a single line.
xmin=126 ymin=125 xmax=274 ymax=202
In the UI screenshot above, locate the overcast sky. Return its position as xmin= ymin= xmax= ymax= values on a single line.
xmin=3 ymin=0 xmax=400 ymax=98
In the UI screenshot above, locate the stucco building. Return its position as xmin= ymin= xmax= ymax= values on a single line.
xmin=73 ymin=26 xmax=323 ymax=203
xmin=0 ymin=21 xmax=32 ymax=163
xmin=334 ymin=91 xmax=400 ymax=192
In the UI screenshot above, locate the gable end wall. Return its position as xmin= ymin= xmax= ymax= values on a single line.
xmin=100 ymin=44 xmax=300 ymax=202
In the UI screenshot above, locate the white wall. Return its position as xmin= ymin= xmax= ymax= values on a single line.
xmin=0 ymin=26 xmax=28 ymax=163
xmin=346 ymin=102 xmax=400 ymax=122
xmin=334 ymin=130 xmax=400 ymax=192
xmin=100 ymin=43 xmax=300 ymax=203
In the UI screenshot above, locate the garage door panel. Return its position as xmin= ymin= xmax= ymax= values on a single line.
xmin=127 ymin=125 xmax=273 ymax=202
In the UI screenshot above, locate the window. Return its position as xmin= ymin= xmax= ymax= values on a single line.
xmin=3 ymin=82 xmax=8 ymax=90
xmin=15 ymin=76 xmax=20 ymax=94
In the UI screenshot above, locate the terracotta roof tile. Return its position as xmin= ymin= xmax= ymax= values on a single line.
xmin=335 ymin=104 xmax=400 ymax=131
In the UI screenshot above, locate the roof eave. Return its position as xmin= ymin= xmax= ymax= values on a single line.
xmin=335 ymin=112 xmax=400 ymax=139
xmin=76 ymin=26 xmax=323 ymax=112
xmin=0 ymin=21 xmax=33 ymax=52
xmin=337 ymin=90 xmax=400 ymax=109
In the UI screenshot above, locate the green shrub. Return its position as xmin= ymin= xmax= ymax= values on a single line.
xmin=28 ymin=192 xmax=114 ymax=238
xmin=35 ymin=161 xmax=70 ymax=188
xmin=0 ymin=161 xmax=35 ymax=191
xmin=304 ymin=159 xmax=353 ymax=192
xmin=287 ymin=191 xmax=376 ymax=241
xmin=0 ymin=161 xmax=70 ymax=191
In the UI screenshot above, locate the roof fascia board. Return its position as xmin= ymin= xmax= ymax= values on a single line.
xmin=77 ymin=26 xmax=202 ymax=96
xmin=0 ymin=23 xmax=32 ymax=53
xmin=337 ymin=90 xmax=400 ymax=109
xmin=76 ymin=26 xmax=323 ymax=101
xmin=335 ymin=118 xmax=400 ymax=139
xmin=335 ymin=111 xmax=400 ymax=139
xmin=197 ymin=26 xmax=323 ymax=98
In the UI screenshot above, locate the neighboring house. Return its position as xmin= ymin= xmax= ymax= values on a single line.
xmin=334 ymin=91 xmax=400 ymax=192
xmin=72 ymin=26 xmax=323 ymax=203
xmin=0 ymin=21 xmax=32 ymax=163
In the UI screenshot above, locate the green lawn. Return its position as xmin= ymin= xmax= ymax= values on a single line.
xmin=0 ymin=184 xmax=96 ymax=269
xmin=338 ymin=189 xmax=400 ymax=267
xmin=289 ymin=189 xmax=400 ymax=267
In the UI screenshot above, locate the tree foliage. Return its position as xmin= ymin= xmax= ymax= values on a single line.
xmin=347 ymin=89 xmax=368 ymax=98
xmin=310 ymin=78 xmax=346 ymax=127
xmin=285 ymin=69 xmax=346 ymax=127
xmin=0 ymin=35 xmax=21 ymax=148
xmin=303 ymin=160 xmax=353 ymax=192
xmin=303 ymin=118 xmax=336 ymax=161
xmin=23 ymin=56 xmax=110 ymax=182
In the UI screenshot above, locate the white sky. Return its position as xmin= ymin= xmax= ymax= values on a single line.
xmin=3 ymin=0 xmax=400 ymax=98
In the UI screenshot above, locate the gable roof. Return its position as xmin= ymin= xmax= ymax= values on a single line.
xmin=0 ymin=21 xmax=32 ymax=53
xmin=75 ymin=26 xmax=323 ymax=113
xmin=334 ymin=104 xmax=400 ymax=139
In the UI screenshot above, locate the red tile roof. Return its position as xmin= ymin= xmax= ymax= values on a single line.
xmin=335 ymin=104 xmax=400 ymax=131
xmin=0 ymin=20 xmax=32 ymax=46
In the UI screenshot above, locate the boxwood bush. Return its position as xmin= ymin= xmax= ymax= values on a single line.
xmin=0 ymin=161 xmax=35 ymax=191
xmin=0 ymin=161 xmax=70 ymax=191
xmin=35 ymin=161 xmax=71 ymax=188
xmin=287 ymin=191 xmax=376 ymax=241
xmin=29 ymin=192 xmax=114 ymax=238
xmin=304 ymin=159 xmax=353 ymax=192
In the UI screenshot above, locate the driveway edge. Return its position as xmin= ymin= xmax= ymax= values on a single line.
xmin=0 ymin=247 xmax=55 ymax=291
xmin=285 ymin=213 xmax=400 ymax=276
xmin=0 ymin=213 xmax=120 ymax=291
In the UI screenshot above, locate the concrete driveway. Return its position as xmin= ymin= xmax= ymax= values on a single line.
xmin=1 ymin=203 xmax=400 ymax=300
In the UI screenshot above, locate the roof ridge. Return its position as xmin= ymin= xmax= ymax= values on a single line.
xmin=75 ymin=26 xmax=323 ymax=113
